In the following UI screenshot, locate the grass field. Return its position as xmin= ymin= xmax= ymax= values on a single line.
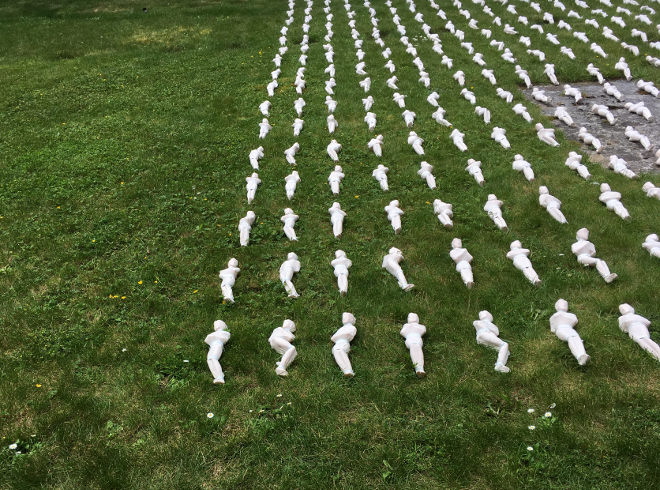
xmin=1 ymin=0 xmax=659 ymax=487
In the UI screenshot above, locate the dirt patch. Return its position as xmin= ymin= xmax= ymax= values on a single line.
xmin=524 ymin=81 xmax=659 ymax=175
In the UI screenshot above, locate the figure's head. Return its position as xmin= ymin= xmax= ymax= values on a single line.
xmin=578 ymin=127 xmax=586 ymax=134
xmin=388 ymin=247 xmax=402 ymax=256
xmin=487 ymin=193 xmax=497 ymax=201
xmin=292 ymin=170 xmax=299 ymax=177
xmin=514 ymin=154 xmax=523 ymax=160
xmin=335 ymin=249 xmax=346 ymax=258
xmin=555 ymin=298 xmax=568 ymax=312
xmin=539 ymin=186 xmax=549 ymax=195
xmin=625 ymin=126 xmax=633 ymax=132
xmin=407 ymin=312 xmax=419 ymax=323
xmin=642 ymin=182 xmax=653 ymax=192
xmin=390 ymin=199 xmax=399 ymax=207
xmin=342 ymin=312 xmax=356 ymax=325
xmin=600 ymin=183 xmax=611 ymax=192
xmin=478 ymin=310 xmax=493 ymax=321
xmin=282 ymin=319 xmax=296 ymax=332
xmin=251 ymin=172 xmax=259 ymax=179
xmin=647 ymin=233 xmax=659 ymax=241
xmin=334 ymin=165 xmax=342 ymax=172
xmin=214 ymin=320 xmax=228 ymax=331
xmin=510 ymin=240 xmax=522 ymax=249
xmin=284 ymin=208 xmax=293 ymax=215
xmin=246 ymin=211 xmax=256 ymax=222
xmin=451 ymin=238 xmax=462 ymax=248
xmin=569 ymin=151 xmax=580 ymax=159
xmin=331 ymin=202 xmax=341 ymax=209
xmin=576 ymin=228 xmax=589 ymax=240
xmin=535 ymin=123 xmax=543 ymax=130
xmin=563 ymin=84 xmax=570 ymax=90
xmin=624 ymin=102 xmax=632 ymax=109
xmin=287 ymin=252 xmax=298 ymax=260
xmin=619 ymin=303 xmax=634 ymax=315
xmin=228 ymin=258 xmax=239 ymax=267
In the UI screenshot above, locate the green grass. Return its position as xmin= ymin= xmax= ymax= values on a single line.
xmin=0 ymin=0 xmax=659 ymax=487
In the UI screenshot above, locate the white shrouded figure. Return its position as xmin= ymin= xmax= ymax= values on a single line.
xmin=393 ymin=92 xmax=406 ymax=108
xmin=461 ymin=88 xmax=476 ymax=104
xmin=259 ymin=100 xmax=271 ymax=116
xmin=329 ymin=202 xmax=346 ymax=238
xmin=269 ymin=319 xmax=298 ymax=376
xmin=292 ymin=118 xmax=304 ymax=137
xmin=401 ymin=313 xmax=426 ymax=377
xmin=433 ymin=199 xmax=453 ymax=229
xmin=408 ymin=131 xmax=424 ymax=155
xmin=294 ymin=97 xmax=305 ymax=117
xmin=453 ymin=70 xmax=465 ymax=85
xmin=279 ymin=253 xmax=301 ymax=298
xmin=624 ymin=127 xmax=651 ymax=150
xmin=625 ymin=102 xmax=653 ymax=121
xmin=555 ymin=107 xmax=574 ymax=127
xmin=637 ymin=80 xmax=659 ymax=98
xmin=441 ymin=55 xmax=453 ymax=69
xmin=513 ymin=104 xmax=533 ymax=123
xmin=590 ymin=42 xmax=607 ymax=58
xmin=643 ymin=182 xmax=660 ymax=200
xmin=327 ymin=139 xmax=341 ymax=161
xmin=362 ymin=95 xmax=374 ymax=111
xmin=359 ymin=77 xmax=371 ymax=92
xmin=402 ymin=110 xmax=416 ymax=128
xmin=491 ymin=127 xmax=510 ymax=149
xmin=592 ymin=104 xmax=615 ymax=125
xmin=432 ymin=107 xmax=452 ymax=127
xmin=384 ymin=200 xmax=404 ymax=234
xmin=249 ymin=146 xmax=264 ymax=169
xmin=550 ymin=299 xmax=590 ymax=366
xmin=331 ymin=313 xmax=357 ymax=376
xmin=331 ymin=250 xmax=352 ymax=295
xmin=515 ymin=65 xmax=531 ymax=87
xmin=466 ymin=159 xmax=485 ymax=186
xmin=325 ymin=96 xmax=337 ymax=113
xmin=219 ymin=258 xmax=240 ymax=303
xmin=618 ymin=304 xmax=660 ymax=362
xmin=372 ymin=164 xmax=389 ymax=191
xmin=284 ymin=142 xmax=299 ymax=165
xmin=418 ymin=161 xmax=436 ymax=189
xmin=259 ymin=118 xmax=272 ymax=139
xmin=532 ymin=87 xmax=552 ymax=104
xmin=205 ymin=320 xmax=231 ymax=384
xmin=571 ymin=228 xmax=617 ymax=283
xmin=475 ymin=106 xmax=491 ymax=124
xmin=497 ymin=88 xmax=513 ymax=103
xmin=382 ymin=247 xmax=414 ymax=291
xmin=328 ymin=165 xmax=344 ymax=194
xmin=603 ymin=82 xmax=623 ymax=102
xmin=512 ymin=154 xmax=534 ymax=181
xmin=608 ymin=155 xmax=637 ymax=179
xmin=563 ymin=84 xmax=582 ymax=103
xmin=427 ymin=91 xmax=440 ymax=107
xmin=643 ymin=234 xmax=660 ymax=258
xmin=246 ymin=172 xmax=261 ymax=204
xmin=560 ymin=46 xmax=575 ymax=59
xmin=506 ymin=240 xmax=541 ymax=285
xmin=539 ymin=186 xmax=568 ymax=224
xmin=285 ymin=170 xmax=300 ymax=200
xmin=364 ymin=112 xmax=377 ymax=131
xmin=281 ymin=208 xmax=299 ymax=241
xmin=599 ymin=183 xmax=630 ymax=220
xmin=473 ymin=311 xmax=510 ymax=373
xmin=536 ymin=124 xmax=559 ymax=146
xmin=578 ymin=127 xmax=602 ymax=152
xmin=451 ymin=129 xmax=468 ymax=151
xmin=482 ymin=69 xmax=496 ymax=85
xmin=388 ymin=76 xmax=400 ymax=91
xmin=484 ymin=194 xmax=508 ymax=230
xmin=238 ymin=211 xmax=256 ymax=247
xmin=587 ymin=63 xmax=604 ymax=84
xmin=450 ymin=238 xmax=474 ymax=288
xmin=565 ymin=152 xmax=590 ymax=180
xmin=368 ymin=134 xmax=383 ymax=157
xmin=327 ymin=114 xmax=338 ymax=134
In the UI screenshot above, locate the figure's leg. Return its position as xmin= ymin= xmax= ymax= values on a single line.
xmin=651 ymin=248 xmax=660 ymax=259
xmin=391 ymin=216 xmax=402 ymax=233
xmin=331 ymin=182 xmax=339 ymax=194
xmin=478 ymin=333 xmax=510 ymax=372
xmin=567 ymin=335 xmax=590 ymax=365
xmin=522 ymin=266 xmax=541 ymax=285
xmin=284 ymin=226 xmax=297 ymax=241
xmin=409 ymin=344 xmax=425 ymax=376
xmin=595 ymin=259 xmax=617 ymax=283
xmin=379 ymin=179 xmax=388 ymax=191
xmin=280 ymin=346 xmax=298 ymax=370
xmin=221 ymin=283 xmax=234 ymax=303
xmin=548 ymin=206 xmax=567 ymax=223
xmin=283 ymin=279 xmax=299 ymax=298
xmin=523 ymin=167 xmax=535 ymax=181
xmin=438 ymin=214 xmax=453 ymax=229
xmin=459 ymin=266 xmax=474 ymax=288
xmin=337 ymin=274 xmax=348 ymax=295
xmin=426 ymin=176 xmax=436 ymax=189
xmin=577 ymin=166 xmax=590 ymax=180
xmin=240 ymin=229 xmax=249 ymax=246
xmin=333 ymin=220 xmax=342 ymax=237
xmin=332 ymin=345 xmax=354 ymax=376
xmin=637 ymin=338 xmax=660 ymax=361
xmin=578 ymin=255 xmax=598 ymax=268
xmin=207 ymin=343 xmax=225 ymax=383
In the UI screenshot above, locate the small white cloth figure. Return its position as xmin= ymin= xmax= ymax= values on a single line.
xmin=365 ymin=134 xmax=384 ymax=157
xmin=450 ymin=238 xmax=474 ymax=288
xmin=219 ymin=258 xmax=240 ymax=303
xmin=441 ymin=55 xmax=453 ymax=69
xmin=279 ymin=253 xmax=301 ymax=298
xmin=461 ymin=88 xmax=476 ymax=104
xmin=637 ymin=79 xmax=659 ymax=98
xmin=327 ymin=114 xmax=338 ymax=134
xmin=513 ymin=104 xmax=533 ymax=123
xmin=497 ymin=88 xmax=513 ymax=103
xmin=532 ymin=87 xmax=552 ymax=104
xmin=624 ymin=102 xmax=652 ymax=121
xmin=590 ymin=42 xmax=607 ymax=58
xmin=382 ymin=247 xmax=414 ymax=291
xmin=400 ymin=313 xmax=426 ymax=377
xmin=327 ymin=139 xmax=342 ymax=161
xmin=491 ymin=127 xmax=510 ymax=149
xmin=578 ymin=127 xmax=602 ymax=152
xmin=560 ymin=46 xmax=575 ymax=59
xmin=384 ymin=200 xmax=404 ymax=234
xmin=515 ymin=65 xmax=531 ymax=87
xmin=603 ymin=82 xmax=623 ymax=102
xmin=238 ymin=211 xmax=255 ymax=247
xmin=473 ymin=311 xmax=510 ymax=373
xmin=427 ymin=91 xmax=440 ymax=106
xmin=512 ymin=154 xmax=534 ymax=181
xmin=285 ymin=170 xmax=300 ymax=200
xmin=359 ymin=77 xmax=371 ymax=92
xmin=432 ymin=107 xmax=452 ymax=127
xmin=618 ymin=304 xmax=660 ymax=362
xmin=587 ymin=63 xmax=604 ymax=84
xmin=329 ymin=202 xmax=346 ymax=238
xmin=592 ymin=104 xmax=615 ymax=124
xmin=418 ymin=161 xmax=436 ymax=189
xmin=362 ymin=95 xmax=374 ymax=111
xmin=453 ymin=70 xmax=465 ymax=86
xmin=599 ymin=183 xmax=630 ymax=220
xmin=433 ymin=199 xmax=454 ymax=229
xmin=484 ymin=194 xmax=508 ymax=230
xmin=563 ymin=84 xmax=582 ymax=103
xmin=249 ymin=146 xmax=264 ymax=169
xmin=246 ymin=172 xmax=261 ymax=204
xmin=332 ymin=313 xmax=357 ymax=376
xmin=466 ymin=159 xmax=485 ymax=186
xmin=614 ymin=57 xmax=631 ymax=80
xmin=284 ymin=142 xmax=300 ymax=165
xmin=372 ymin=164 xmax=389 ymax=191
xmin=294 ymin=97 xmax=306 ymax=117
xmin=553 ymin=107 xmax=574 ymax=127
xmin=506 ymin=240 xmax=541 ymax=285
xmin=550 ymin=299 xmax=590 ymax=366
xmin=642 ymin=182 xmax=660 ymax=200
xmin=536 ymin=123 xmax=559 ymax=147
xmin=259 ymin=118 xmax=272 ymax=139
xmin=292 ymin=118 xmax=304 ymax=137
xmin=565 ymin=152 xmax=590 ymax=180
xmin=529 ymin=50 xmax=547 ymax=61
xmin=608 ymin=155 xmax=637 ymax=179
xmin=624 ymin=127 xmax=651 ymax=150
xmin=281 ymin=208 xmax=299 ymax=241
xmin=205 ymin=320 xmax=231 ymax=384
xmin=571 ymin=228 xmax=617 ymax=283
xmin=402 ymin=110 xmax=416 ymax=128
xmin=393 ymin=92 xmax=406 ymax=108
xmin=643 ymin=234 xmax=660 ymax=258
xmin=364 ymin=112 xmax=377 ymax=131
xmin=482 ymin=68 xmax=496 ymax=85
xmin=328 ymin=165 xmax=344 ymax=194
xmin=408 ymin=131 xmax=424 ymax=155
xmin=475 ymin=106 xmax=491 ymax=124
xmin=451 ymin=129 xmax=468 ymax=152
xmin=331 ymin=250 xmax=352 ymax=295
xmin=325 ymin=96 xmax=337 ymax=113
xmin=539 ymin=186 xmax=568 ymax=224
xmin=269 ymin=319 xmax=298 ymax=376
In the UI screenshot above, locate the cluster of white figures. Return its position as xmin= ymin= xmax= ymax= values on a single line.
xmin=206 ymin=302 xmax=660 ymax=382
xmin=211 ymin=0 xmax=660 ymax=382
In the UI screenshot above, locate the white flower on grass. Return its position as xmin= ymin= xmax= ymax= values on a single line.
xmin=183 ymin=360 xmax=189 ymax=363
xmin=545 ymin=412 xmax=552 ymax=418
xmin=528 ymin=425 xmax=536 ymax=430
xmin=8 ymin=443 xmax=17 ymax=450
xmin=527 ymin=408 xmax=535 ymax=414
xmin=276 ymin=393 xmax=283 ymax=398
xmin=248 ymin=410 xmax=253 ymax=413
xmin=207 ymin=412 xmax=214 ymax=419
xmin=527 ymin=446 xmax=534 ymax=451
xmin=121 ymin=348 xmax=127 ymax=352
